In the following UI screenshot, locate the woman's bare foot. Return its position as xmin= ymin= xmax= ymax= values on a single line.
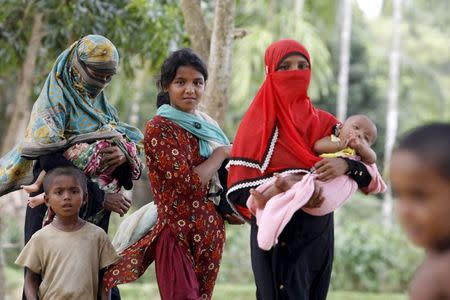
xmin=27 ymin=193 xmax=45 ymax=208
xmin=21 ymin=183 xmax=41 ymax=193
xmin=21 ymin=170 xmax=46 ymax=193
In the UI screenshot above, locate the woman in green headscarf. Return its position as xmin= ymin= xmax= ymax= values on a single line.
xmin=0 ymin=35 xmax=143 ymax=300
xmin=0 ymin=34 xmax=143 ymax=194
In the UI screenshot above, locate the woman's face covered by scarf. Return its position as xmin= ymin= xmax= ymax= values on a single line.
xmin=228 ymin=39 xmax=338 ymax=199
xmin=70 ymin=35 xmax=119 ymax=98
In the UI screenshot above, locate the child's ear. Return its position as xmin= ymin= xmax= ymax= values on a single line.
xmin=44 ymin=194 xmax=50 ymax=207
xmin=82 ymin=192 xmax=88 ymax=206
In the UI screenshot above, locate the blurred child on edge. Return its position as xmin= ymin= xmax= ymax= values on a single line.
xmin=390 ymin=123 xmax=450 ymax=300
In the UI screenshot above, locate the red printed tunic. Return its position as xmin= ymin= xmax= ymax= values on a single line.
xmin=103 ymin=116 xmax=225 ymax=299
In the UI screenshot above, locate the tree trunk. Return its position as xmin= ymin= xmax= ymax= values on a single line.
xmin=204 ymin=0 xmax=236 ymax=126
xmin=180 ymin=0 xmax=211 ymax=62
xmin=127 ymin=65 xmax=146 ymax=203
xmin=0 ymin=13 xmax=44 ymax=300
xmin=1 ymin=13 xmax=44 ymax=155
xmin=336 ymin=0 xmax=352 ymax=121
xmin=295 ymin=0 xmax=305 ymax=17
xmin=383 ymin=0 xmax=403 ymax=227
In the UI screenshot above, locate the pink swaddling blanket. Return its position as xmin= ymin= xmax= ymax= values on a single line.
xmin=247 ymin=163 xmax=386 ymax=250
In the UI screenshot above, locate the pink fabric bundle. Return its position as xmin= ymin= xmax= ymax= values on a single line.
xmin=247 ymin=163 xmax=386 ymax=250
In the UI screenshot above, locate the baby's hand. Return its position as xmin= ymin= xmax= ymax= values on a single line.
xmin=350 ymin=137 xmax=371 ymax=155
xmin=346 ymin=132 xmax=366 ymax=150
xmin=27 ymin=193 xmax=45 ymax=208
xmin=340 ymin=137 xmax=351 ymax=149
xmin=344 ymin=131 xmax=359 ymax=148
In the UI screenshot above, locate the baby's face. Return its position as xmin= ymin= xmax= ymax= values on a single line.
xmin=340 ymin=115 xmax=377 ymax=145
xmin=390 ymin=150 xmax=450 ymax=251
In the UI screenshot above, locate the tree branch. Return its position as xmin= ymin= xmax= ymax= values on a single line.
xmin=233 ymin=28 xmax=248 ymax=39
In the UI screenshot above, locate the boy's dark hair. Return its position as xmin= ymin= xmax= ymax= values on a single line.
xmin=156 ymin=48 xmax=208 ymax=108
xmin=396 ymin=123 xmax=450 ymax=179
xmin=43 ymin=166 xmax=88 ymax=194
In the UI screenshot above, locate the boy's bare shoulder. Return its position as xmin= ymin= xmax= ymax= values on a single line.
xmin=409 ymin=251 xmax=450 ymax=300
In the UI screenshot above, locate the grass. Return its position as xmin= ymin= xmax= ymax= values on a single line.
xmin=119 ymin=283 xmax=406 ymax=300
xmin=6 ymin=266 xmax=406 ymax=300
xmin=5 ymin=266 xmax=23 ymax=300
xmin=328 ymin=291 xmax=406 ymax=300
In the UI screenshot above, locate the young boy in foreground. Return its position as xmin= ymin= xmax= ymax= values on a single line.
xmin=16 ymin=166 xmax=119 ymax=300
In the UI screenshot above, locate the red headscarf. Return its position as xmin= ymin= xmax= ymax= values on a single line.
xmin=227 ymin=39 xmax=337 ymax=219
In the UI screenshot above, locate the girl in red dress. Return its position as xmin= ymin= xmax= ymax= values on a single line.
xmin=103 ymin=48 xmax=232 ymax=300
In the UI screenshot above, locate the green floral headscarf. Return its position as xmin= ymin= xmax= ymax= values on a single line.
xmin=0 ymin=35 xmax=143 ymax=196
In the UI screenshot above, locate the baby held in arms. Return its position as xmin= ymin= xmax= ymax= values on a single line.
xmin=22 ymin=137 xmax=141 ymax=208
xmin=250 ymin=114 xmax=378 ymax=209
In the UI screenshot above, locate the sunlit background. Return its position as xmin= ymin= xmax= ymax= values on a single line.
xmin=1 ymin=0 xmax=448 ymax=299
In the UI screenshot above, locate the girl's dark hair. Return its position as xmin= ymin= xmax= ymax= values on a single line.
xmin=156 ymin=48 xmax=208 ymax=108
xmin=396 ymin=123 xmax=450 ymax=179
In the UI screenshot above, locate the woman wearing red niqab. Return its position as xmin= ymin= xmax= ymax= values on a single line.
xmin=227 ymin=39 xmax=372 ymax=300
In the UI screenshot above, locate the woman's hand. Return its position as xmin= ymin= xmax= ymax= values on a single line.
xmin=103 ymin=193 xmax=131 ymax=217
xmin=194 ymin=145 xmax=231 ymax=185
xmin=99 ymin=146 xmax=127 ymax=174
xmin=304 ymin=180 xmax=325 ymax=208
xmin=313 ymin=157 xmax=349 ymax=181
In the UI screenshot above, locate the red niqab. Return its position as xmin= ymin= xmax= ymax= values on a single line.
xmin=227 ymin=39 xmax=337 ymax=218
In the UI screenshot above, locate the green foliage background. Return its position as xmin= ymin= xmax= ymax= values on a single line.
xmin=1 ymin=0 xmax=448 ymax=297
